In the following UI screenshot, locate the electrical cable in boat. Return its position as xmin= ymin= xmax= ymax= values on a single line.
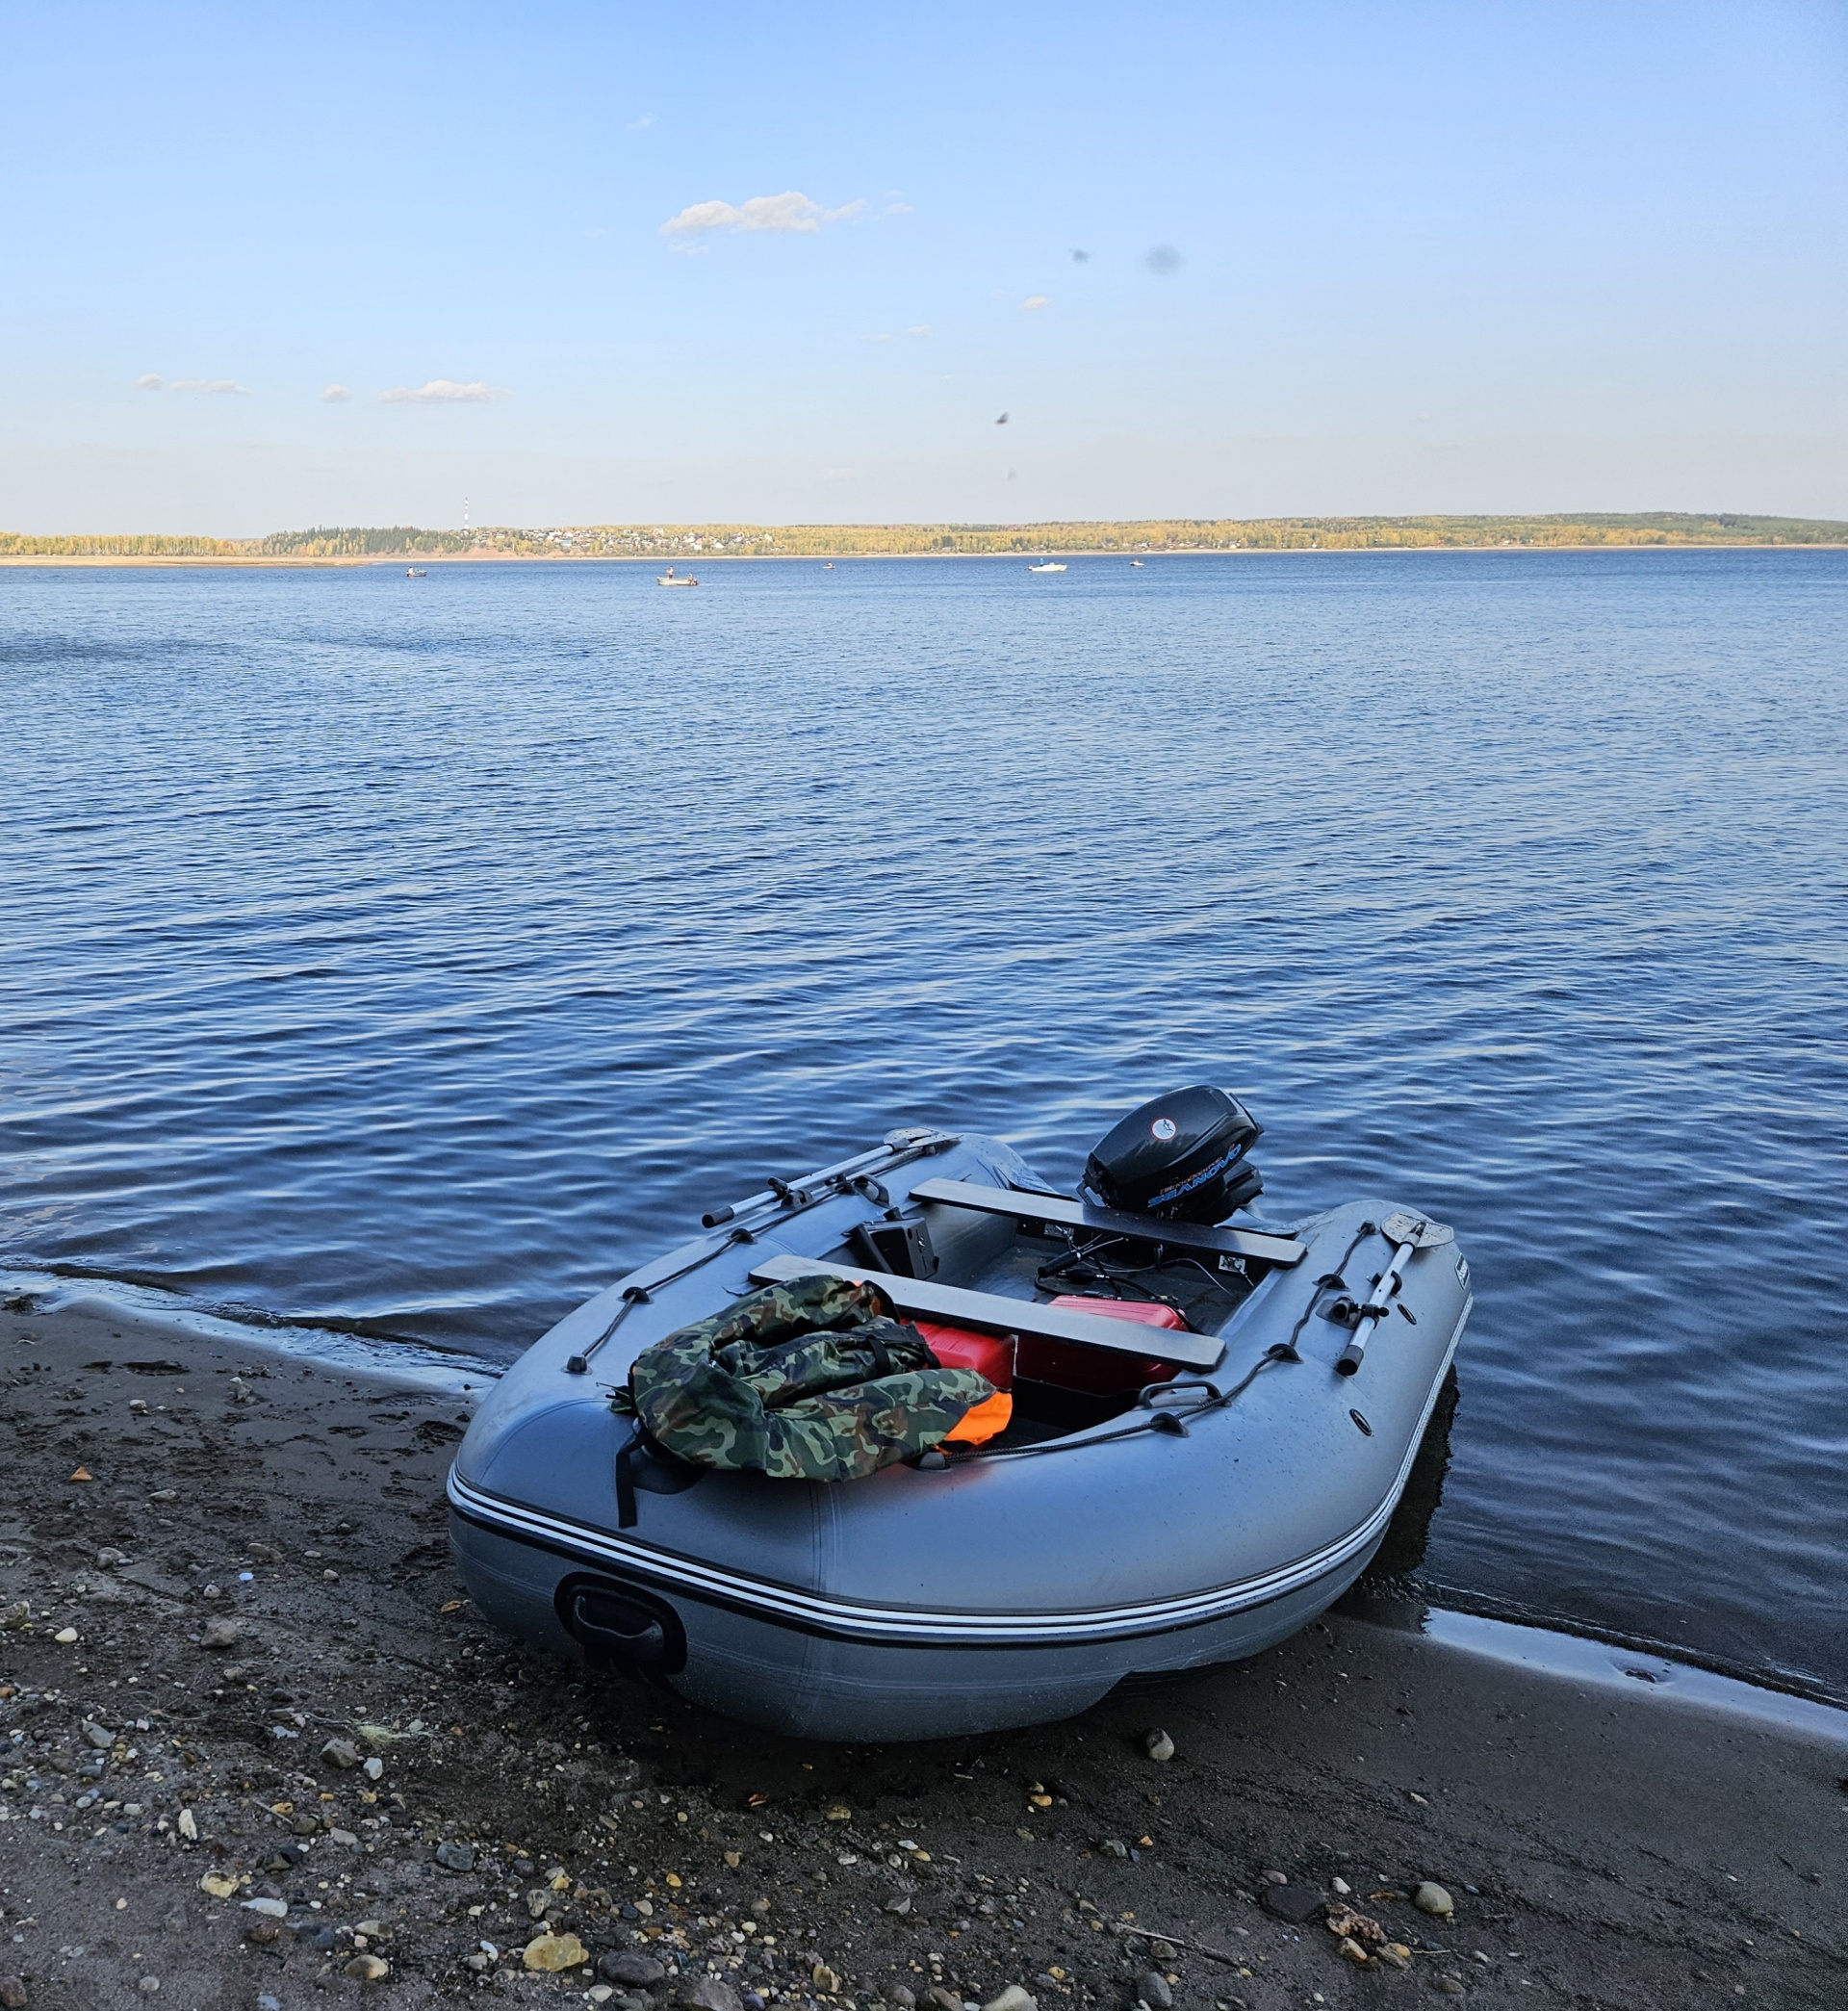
xmin=1032 ymin=1232 xmax=1238 ymax=1311
xmin=1160 ymin=1253 xmax=1249 ymax=1299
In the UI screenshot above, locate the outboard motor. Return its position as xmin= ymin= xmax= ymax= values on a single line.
xmin=1083 ymin=1085 xmax=1264 ymax=1224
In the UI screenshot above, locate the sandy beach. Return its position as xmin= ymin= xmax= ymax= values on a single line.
xmin=0 ymin=1288 xmax=1840 ymax=2010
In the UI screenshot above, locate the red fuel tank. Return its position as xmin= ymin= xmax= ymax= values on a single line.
xmin=1019 ymin=1295 xmax=1187 ymax=1394
xmin=912 ymin=1321 xmax=1015 ymax=1389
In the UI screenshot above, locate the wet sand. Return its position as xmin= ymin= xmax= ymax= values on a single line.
xmin=0 ymin=1290 xmax=1841 ymax=2008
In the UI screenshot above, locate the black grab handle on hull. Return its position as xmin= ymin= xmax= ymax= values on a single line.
xmin=558 ymin=1578 xmax=687 ymax=1677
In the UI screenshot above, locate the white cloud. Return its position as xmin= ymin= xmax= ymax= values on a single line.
xmin=321 ymin=384 xmax=351 ymax=403
xmin=628 ymin=113 xmax=654 ymax=131
xmin=377 ymin=380 xmax=504 ymax=405
xmin=884 ymin=201 xmax=913 ymax=216
xmin=136 ymin=373 xmax=248 ymax=394
xmin=660 ymin=191 xmax=864 ymax=237
xmin=864 ymin=332 xmax=895 ymax=344
xmin=907 ymin=324 xmax=932 ymax=337
xmin=1020 ymin=296 xmax=1049 ymax=311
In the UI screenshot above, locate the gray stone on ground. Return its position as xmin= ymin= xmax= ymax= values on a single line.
xmin=602 ymin=1952 xmax=667 ymax=1987
xmin=1415 ymin=1881 xmax=1455 ymax=1917
xmin=1135 ymin=1972 xmax=1172 ymax=2009
xmin=434 ymin=1839 xmax=475 ymax=1871
xmin=1259 ymin=1884 xmax=1324 ymax=1924
xmin=680 ymin=1982 xmax=742 ymax=2011
xmin=1142 ymin=1728 xmax=1174 ymax=1763
xmin=983 ymin=1989 xmax=1037 ymax=2011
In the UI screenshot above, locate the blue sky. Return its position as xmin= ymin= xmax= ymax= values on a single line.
xmin=1 ymin=0 xmax=1843 ymax=531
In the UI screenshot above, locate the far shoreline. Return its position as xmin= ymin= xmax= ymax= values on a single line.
xmin=5 ymin=541 xmax=1846 ymax=570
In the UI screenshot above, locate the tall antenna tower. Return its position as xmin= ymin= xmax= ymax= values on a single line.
xmin=463 ymin=496 xmax=472 ymax=535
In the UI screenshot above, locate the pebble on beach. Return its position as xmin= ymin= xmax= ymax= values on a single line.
xmin=1415 ymin=1882 xmax=1456 ymax=1918
xmin=1142 ymin=1729 xmax=1175 ymax=1763
xmin=600 ymin=1952 xmax=666 ymax=1987
xmin=1259 ymin=1885 xmax=1324 ymax=1924
xmin=343 ymin=1953 xmax=390 ymax=1982
xmin=523 ymin=1931 xmax=589 ymax=1972
xmin=982 ymin=1987 xmax=1037 ymax=2011
xmin=0 ymin=1977 xmax=25 ymax=2009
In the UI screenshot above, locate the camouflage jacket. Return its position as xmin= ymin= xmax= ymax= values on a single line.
xmin=620 ymin=1274 xmax=994 ymax=1482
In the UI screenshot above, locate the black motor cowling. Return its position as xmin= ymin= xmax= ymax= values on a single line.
xmin=1082 ymin=1085 xmax=1263 ymax=1224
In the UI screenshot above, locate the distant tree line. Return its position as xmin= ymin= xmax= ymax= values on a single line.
xmin=5 ymin=512 xmax=1844 ymax=561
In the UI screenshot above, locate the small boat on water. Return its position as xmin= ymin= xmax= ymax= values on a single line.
xmin=823 ymin=561 xmax=834 ymax=570
xmin=656 ymin=567 xmax=699 ymax=587
xmin=405 ymin=567 xmax=427 ymax=578
xmin=449 ymin=1087 xmax=1472 ymax=1740
xmin=1130 ymin=558 xmax=1144 ymax=567
xmin=1027 ymin=559 xmax=1067 ymax=573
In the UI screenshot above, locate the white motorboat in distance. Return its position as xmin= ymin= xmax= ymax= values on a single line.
xmin=657 ymin=567 xmax=700 ymax=587
xmin=1027 ymin=560 xmax=1067 ymax=574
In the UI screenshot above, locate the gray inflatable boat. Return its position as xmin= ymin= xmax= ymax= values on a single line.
xmin=449 ymin=1093 xmax=1472 ymax=1740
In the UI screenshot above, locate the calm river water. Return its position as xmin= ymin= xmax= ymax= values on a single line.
xmin=3 ymin=551 xmax=1843 ymax=1696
